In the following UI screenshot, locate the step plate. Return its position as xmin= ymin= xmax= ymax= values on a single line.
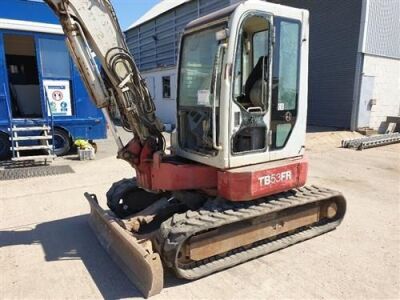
xmin=9 ymin=126 xmax=51 ymax=132
xmin=11 ymin=136 xmax=52 ymax=141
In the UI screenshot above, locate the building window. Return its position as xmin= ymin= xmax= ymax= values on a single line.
xmin=162 ymin=76 xmax=171 ymax=99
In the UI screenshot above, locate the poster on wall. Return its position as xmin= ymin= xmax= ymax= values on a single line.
xmin=43 ymin=80 xmax=72 ymax=116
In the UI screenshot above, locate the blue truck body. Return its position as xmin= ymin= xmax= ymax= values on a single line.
xmin=0 ymin=0 xmax=106 ymax=157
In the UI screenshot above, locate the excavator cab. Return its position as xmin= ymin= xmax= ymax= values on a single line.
xmin=175 ymin=1 xmax=308 ymax=169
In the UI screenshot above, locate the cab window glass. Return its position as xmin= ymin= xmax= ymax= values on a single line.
xmin=179 ymin=28 xmax=221 ymax=107
xmin=277 ymin=22 xmax=299 ymax=111
xmin=253 ymin=30 xmax=269 ymax=67
xmin=271 ymin=18 xmax=300 ymax=150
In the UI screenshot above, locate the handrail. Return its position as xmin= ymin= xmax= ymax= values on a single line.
xmin=44 ymin=88 xmax=55 ymax=155
xmin=211 ymin=43 xmax=226 ymax=151
xmin=2 ymin=83 xmax=15 ymax=157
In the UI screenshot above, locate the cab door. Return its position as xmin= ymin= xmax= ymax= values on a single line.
xmin=229 ymin=3 xmax=308 ymax=167
xmin=268 ymin=13 xmax=308 ymax=161
xmin=270 ymin=17 xmax=302 ymax=151
xmin=228 ymin=12 xmax=273 ymax=168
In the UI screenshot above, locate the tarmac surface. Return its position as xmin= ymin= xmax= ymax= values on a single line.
xmin=1 ymin=129 xmax=399 ymax=299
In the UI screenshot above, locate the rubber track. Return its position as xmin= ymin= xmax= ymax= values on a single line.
xmin=157 ymin=185 xmax=346 ymax=280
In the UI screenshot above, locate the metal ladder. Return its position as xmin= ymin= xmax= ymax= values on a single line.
xmin=3 ymin=83 xmax=56 ymax=162
xmin=8 ymin=124 xmax=55 ymax=161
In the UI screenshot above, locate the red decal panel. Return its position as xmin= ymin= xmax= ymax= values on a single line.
xmin=150 ymin=162 xmax=217 ymax=191
xmin=135 ymin=152 xmax=218 ymax=191
xmin=218 ymin=158 xmax=308 ymax=201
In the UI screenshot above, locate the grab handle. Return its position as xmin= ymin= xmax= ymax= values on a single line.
xmin=211 ymin=43 xmax=226 ymax=151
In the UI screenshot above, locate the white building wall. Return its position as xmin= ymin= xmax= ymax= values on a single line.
xmin=142 ymin=67 xmax=178 ymax=126
xmin=362 ymin=54 xmax=400 ymax=131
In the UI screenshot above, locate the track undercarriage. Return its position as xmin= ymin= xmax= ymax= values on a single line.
xmin=84 ymin=180 xmax=346 ymax=297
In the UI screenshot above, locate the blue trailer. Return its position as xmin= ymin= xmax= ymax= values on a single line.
xmin=0 ymin=0 xmax=106 ymax=160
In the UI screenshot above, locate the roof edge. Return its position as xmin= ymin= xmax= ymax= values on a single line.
xmin=126 ymin=0 xmax=191 ymax=31
xmin=0 ymin=18 xmax=63 ymax=34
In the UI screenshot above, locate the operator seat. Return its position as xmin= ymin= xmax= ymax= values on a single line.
xmin=233 ymin=56 xmax=267 ymax=153
xmin=244 ymin=56 xmax=266 ymax=108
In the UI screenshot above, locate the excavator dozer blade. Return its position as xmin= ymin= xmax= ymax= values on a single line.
xmin=84 ymin=193 xmax=164 ymax=298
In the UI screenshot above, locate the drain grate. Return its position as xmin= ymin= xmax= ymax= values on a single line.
xmin=0 ymin=165 xmax=75 ymax=181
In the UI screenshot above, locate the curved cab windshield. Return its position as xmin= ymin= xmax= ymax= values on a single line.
xmin=178 ymin=26 xmax=224 ymax=155
xmin=179 ymin=27 xmax=222 ymax=107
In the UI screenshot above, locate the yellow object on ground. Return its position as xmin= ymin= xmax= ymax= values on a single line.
xmin=74 ymin=139 xmax=93 ymax=150
xmin=75 ymin=140 xmax=96 ymax=160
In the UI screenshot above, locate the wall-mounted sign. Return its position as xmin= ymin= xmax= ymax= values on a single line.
xmin=43 ymin=80 xmax=72 ymax=116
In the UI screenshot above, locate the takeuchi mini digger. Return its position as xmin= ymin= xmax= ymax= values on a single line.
xmin=44 ymin=0 xmax=346 ymax=297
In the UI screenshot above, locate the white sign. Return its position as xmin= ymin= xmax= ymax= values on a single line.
xmin=43 ymin=80 xmax=72 ymax=116
xmin=197 ymin=89 xmax=210 ymax=106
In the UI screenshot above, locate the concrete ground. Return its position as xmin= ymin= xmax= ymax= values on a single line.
xmin=1 ymin=129 xmax=399 ymax=299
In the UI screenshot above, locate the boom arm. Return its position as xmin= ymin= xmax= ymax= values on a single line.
xmin=44 ymin=0 xmax=165 ymax=152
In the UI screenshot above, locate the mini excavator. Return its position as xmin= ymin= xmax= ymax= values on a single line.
xmin=44 ymin=0 xmax=346 ymax=297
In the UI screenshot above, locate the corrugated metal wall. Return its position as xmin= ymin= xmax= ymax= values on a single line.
xmin=125 ymin=0 xmax=230 ymax=71
xmin=363 ymin=0 xmax=400 ymax=59
xmin=270 ymin=0 xmax=363 ymax=128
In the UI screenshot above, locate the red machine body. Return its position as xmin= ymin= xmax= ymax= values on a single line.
xmin=121 ymin=138 xmax=308 ymax=202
